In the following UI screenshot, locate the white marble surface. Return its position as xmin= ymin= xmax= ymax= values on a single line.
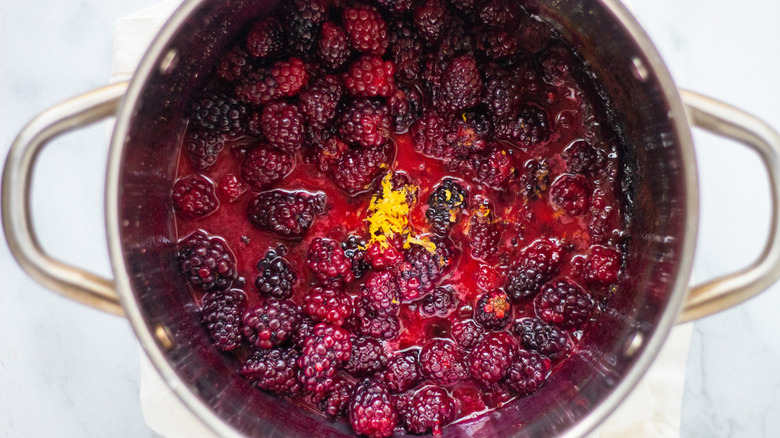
xmin=2 ymin=0 xmax=780 ymax=437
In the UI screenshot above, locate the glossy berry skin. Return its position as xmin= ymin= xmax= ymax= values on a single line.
xmin=240 ymin=146 xmax=295 ymax=191
xmin=353 ymin=301 xmax=401 ymax=340
xmin=246 ymin=190 xmax=326 ymax=238
xmin=469 ymin=145 xmax=515 ymax=190
xmin=388 ymin=86 xmax=422 ymax=134
xmin=216 ymin=45 xmax=253 ymax=83
xmin=563 ymin=139 xmax=601 ymax=175
xmin=505 ymin=238 xmax=562 ymax=302
xmin=241 ymin=348 xmax=302 ymax=396
xmin=178 ymin=230 xmax=237 ymax=292
xmin=241 ymin=300 xmax=302 ymax=350
xmin=411 ymin=110 xmax=453 ymax=160
xmin=474 ymin=290 xmax=513 ymax=331
xmin=185 ymin=130 xmax=224 ymax=170
xmin=342 ymin=5 xmax=389 ymax=56
xmin=255 ymin=248 xmax=297 ymax=300
xmin=468 ymin=199 xmax=501 ymax=260
xmin=382 ymin=349 xmax=422 ymax=393
xmin=468 ymin=332 xmax=517 ymax=386
xmin=218 ymin=174 xmax=247 ymax=203
xmin=418 ymin=338 xmax=468 ymax=386
xmin=397 ymin=239 xmax=456 ymax=301
xmin=426 ymin=179 xmax=468 ymax=235
xmin=297 ymin=323 xmax=353 ymax=394
xmin=172 ymin=174 xmax=219 ymax=218
xmin=534 ymin=279 xmax=594 ymax=328
xmin=583 ymin=245 xmax=622 ymax=286
xmin=299 ymin=75 xmax=343 ymax=127
xmin=188 ymin=91 xmax=247 ymax=136
xmin=302 ymin=287 xmax=353 ymax=327
xmin=348 ymin=378 xmax=397 ymax=438
xmin=327 ymin=143 xmax=394 ymax=196
xmin=261 ymin=102 xmax=305 ymax=154
xmin=343 ymin=56 xmax=397 ymax=98
xmin=318 ymin=378 xmax=354 ymax=419
xmin=246 ymin=16 xmax=284 ymax=59
xmin=419 ymin=286 xmax=457 ymax=317
xmin=388 ymin=20 xmax=423 ymax=81
xmin=306 ymin=237 xmax=355 ymax=287
xmin=317 ymin=22 xmax=351 ymax=71
xmin=404 ymin=386 xmax=459 ymax=435
xmin=441 ymin=55 xmax=483 ymax=113
xmin=413 ymin=0 xmax=449 ymax=44
xmin=344 ymin=337 xmax=389 ymax=377
xmin=518 ymin=158 xmax=551 ymax=200
xmin=503 ymin=349 xmax=549 ymax=396
xmin=269 ymin=57 xmax=309 ymax=97
xmin=338 ymin=98 xmax=392 ymax=148
xmin=513 ymin=317 xmax=570 ymax=360
xmin=360 ymin=270 xmax=402 ymax=315
xmin=483 ymin=66 xmax=520 ymax=118
xmin=451 ymin=320 xmax=485 ymax=350
xmin=495 ymin=104 xmax=550 ymax=148
xmin=549 ymin=174 xmax=590 ymax=216
xmin=201 ymin=289 xmax=246 ymax=351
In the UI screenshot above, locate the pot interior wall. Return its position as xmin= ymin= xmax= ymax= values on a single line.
xmin=115 ymin=0 xmax=689 ymax=436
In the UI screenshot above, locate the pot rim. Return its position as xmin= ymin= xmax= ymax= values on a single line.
xmin=105 ymin=0 xmax=699 ymax=436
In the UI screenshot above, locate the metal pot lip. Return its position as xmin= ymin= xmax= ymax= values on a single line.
xmin=105 ymin=0 xmax=699 ymax=437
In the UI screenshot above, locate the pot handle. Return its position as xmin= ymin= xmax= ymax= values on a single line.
xmin=2 ymin=82 xmax=128 ymax=317
xmin=678 ymin=90 xmax=780 ymax=323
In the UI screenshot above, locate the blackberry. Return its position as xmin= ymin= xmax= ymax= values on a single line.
xmin=474 ymin=290 xmax=512 ymax=330
xmin=360 ymin=270 xmax=402 ymax=315
xmin=513 ymin=317 xmax=570 ymax=360
xmin=518 ymin=158 xmax=551 ymax=200
xmin=562 ymin=139 xmax=601 ymax=175
xmin=441 ymin=55 xmax=483 ymax=113
xmin=397 ymin=238 xmax=456 ymax=301
xmin=302 ymin=287 xmax=353 ymax=326
xmin=476 ymin=27 xmax=520 ymax=60
xmin=246 ymin=16 xmax=284 ymax=59
xmin=271 ymin=57 xmax=309 ymax=97
xmin=549 ymin=174 xmax=590 ymax=216
xmin=246 ymin=190 xmax=326 ymax=238
xmin=469 ymin=145 xmax=516 ymax=190
xmin=382 ymin=350 xmax=422 ymax=393
xmin=284 ymin=0 xmax=328 ymax=57
xmin=353 ymin=299 xmax=401 ymax=340
xmin=172 ymin=174 xmax=219 ymax=218
xmin=242 ymin=348 xmax=302 ymax=396
xmin=185 ymin=129 xmax=224 ymax=170
xmin=365 ymin=239 xmax=404 ymax=270
xmin=449 ymin=0 xmax=483 ymax=13
xmin=338 ymin=98 xmax=391 ymax=148
xmin=419 ymin=286 xmax=457 ymax=317
xmin=495 ymin=104 xmax=551 ymax=148
xmin=506 ymin=238 xmax=562 ymax=302
xmin=327 ymin=142 xmax=394 ymax=195
xmin=342 ymin=235 xmax=370 ymax=280
xmin=540 ymin=43 xmax=576 ymax=86
xmin=418 ymin=338 xmax=468 ymax=386
xmin=426 ymin=178 xmax=468 ymax=235
xmin=503 ymin=349 xmax=548 ymax=396
xmin=483 ymin=66 xmax=520 ymax=118
xmin=314 ymin=136 xmax=349 ymax=173
xmin=388 ymin=86 xmax=422 ymax=134
xmin=404 ymin=386 xmax=459 ymax=435
xmin=344 ymin=337 xmax=389 ymax=377
xmin=376 ymin=0 xmax=414 ymax=15
xmin=242 ymin=299 xmax=302 ymax=349
xmin=479 ymin=0 xmax=521 ymax=27
xmin=534 ymin=279 xmax=594 ymax=328
xmin=348 ymin=378 xmax=398 ymax=438
xmin=318 ymin=21 xmax=351 ymax=71
xmin=261 ymin=102 xmax=304 ymax=154
xmin=240 ymin=145 xmax=295 ymax=191
xmin=306 ymin=237 xmax=355 ymax=287
xmin=318 ymin=378 xmax=354 ymax=419
xmin=410 ymin=110 xmax=453 ymax=160
xmin=235 ymin=68 xmax=282 ymax=105
xmin=468 ymin=199 xmax=501 ymax=260
xmin=451 ymin=320 xmax=485 ymax=350
xmin=468 ymin=332 xmax=517 ymax=387
xmin=188 ymin=91 xmax=247 ymax=136
xmin=583 ymin=245 xmax=622 ymax=286
xmin=217 ymin=174 xmax=247 ymax=203
xmin=300 ymin=75 xmax=343 ymax=128
xmin=342 ymin=5 xmax=389 ymax=56
xmin=343 ymin=56 xmax=397 ymax=98
xmin=435 ymin=18 xmax=475 ymax=61
xmin=292 ymin=315 xmax=316 ymax=350
xmin=388 ymin=20 xmax=423 ymax=81
xmin=413 ymin=0 xmax=450 ymax=44
xmin=201 ymin=289 xmax=246 ymax=351
xmin=255 ymin=247 xmax=297 ymax=300
xmin=216 ymin=45 xmax=253 ymax=83
xmin=447 ymin=111 xmax=491 ymax=156
xmin=297 ymin=323 xmax=352 ymax=394
xmin=178 ymin=230 xmax=237 ymax=292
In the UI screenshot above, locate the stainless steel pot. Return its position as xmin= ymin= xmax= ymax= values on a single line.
xmin=4 ymin=0 xmax=780 ymax=436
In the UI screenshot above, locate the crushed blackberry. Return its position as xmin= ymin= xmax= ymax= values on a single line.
xmin=583 ymin=245 xmax=622 ymax=286
xmin=469 ymin=144 xmax=516 ymax=190
xmin=388 ymin=86 xmax=422 ymax=134
xmin=518 ymin=158 xmax=551 ymax=200
xmin=474 ymin=289 xmax=512 ymax=330
xmin=342 ymin=235 xmax=370 ymax=279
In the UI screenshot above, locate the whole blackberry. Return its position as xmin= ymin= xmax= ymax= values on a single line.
xmin=261 ymin=102 xmax=304 ymax=154
xmin=468 ymin=332 xmax=517 ymax=387
xmin=413 ymin=0 xmax=450 ymax=44
xmin=240 ymin=145 xmax=295 ymax=191
xmin=426 ymin=178 xmax=468 ymax=235
xmin=419 ymin=339 xmax=468 ymax=386
xmin=235 ymin=68 xmax=282 ymax=105
xmin=382 ymin=350 xmax=422 ymax=393
xmin=404 ymin=386 xmax=459 ymax=435
xmin=540 ymin=43 xmax=576 ymax=86
xmin=284 ymin=0 xmax=328 ymax=57
xmin=348 ymin=378 xmax=397 ymax=437
xmin=495 ymin=104 xmax=551 ymax=148
xmin=474 ymin=290 xmax=512 ymax=330
xmin=242 ymin=300 xmax=302 ymax=349
xmin=241 ymin=348 xmax=302 ymax=396
xmin=360 ymin=270 xmax=402 ymax=315
xmin=435 ymin=17 xmax=475 ymax=62
xmin=469 ymin=145 xmax=516 ymax=190
xmin=549 ymin=174 xmax=590 ymax=216
xmin=451 ymin=320 xmax=485 ymax=350
xmin=342 ymin=5 xmax=389 ymax=56
xmin=342 ymin=235 xmax=370 ymax=280
xmin=302 ymin=287 xmax=353 ymax=327
xmin=505 ymin=238 xmax=562 ymax=301
xmin=216 ymin=45 xmax=253 ymax=83
xmin=318 ymin=22 xmax=351 ymax=71
xmin=388 ymin=86 xmax=422 ymax=134
xmin=410 ymin=110 xmax=453 ymax=160
xmin=483 ymin=66 xmax=520 ymax=118
xmin=503 ymin=349 xmax=549 ymax=396
xmin=583 ymin=245 xmax=622 ymax=286
xmin=218 ymin=174 xmax=247 ymax=204
xmin=397 ymin=238 xmax=456 ymax=301
xmin=327 ymin=142 xmax=394 ymax=195
xmin=388 ymin=20 xmax=423 ymax=81
xmin=246 ymin=190 xmax=327 ymax=238
xmin=441 ymin=55 xmax=483 ymax=113
xmin=178 ymin=230 xmax=237 ymax=292
xmin=297 ymin=323 xmax=352 ymax=394
xmin=292 ymin=315 xmax=316 ymax=350
xmin=271 ymin=57 xmax=309 ymax=97
xmin=513 ymin=317 xmax=570 ymax=360
xmin=172 ymin=174 xmax=219 ymax=218
xmin=447 ymin=111 xmax=492 ymax=156
xmin=352 ymin=298 xmax=401 ymax=340
xmin=449 ymin=0 xmax=482 ymax=12
xmin=343 ymin=56 xmax=397 ymax=98
xmin=300 ymin=75 xmax=343 ymax=127
xmin=468 ymin=199 xmax=501 ymax=260
xmin=419 ymin=286 xmax=457 ymax=317
xmin=185 ymin=130 xmax=224 ymax=170
xmin=255 ymin=247 xmax=297 ymax=300
xmin=479 ymin=0 xmax=520 ymax=27
xmin=365 ymin=239 xmax=404 ymax=270
xmin=201 ymin=289 xmax=246 ymax=351
xmin=344 ymin=337 xmax=389 ymax=377
xmin=188 ymin=91 xmax=247 ymax=136
xmin=338 ymin=98 xmax=392 ymax=148
xmin=534 ymin=279 xmax=594 ymax=328
xmin=246 ymin=16 xmax=284 ymax=59
xmin=306 ymin=237 xmax=355 ymax=287
xmin=318 ymin=378 xmax=354 ymax=419
xmin=518 ymin=157 xmax=551 ymax=200
xmin=376 ymin=0 xmax=414 ymax=15
xmin=562 ymin=139 xmax=601 ymax=175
